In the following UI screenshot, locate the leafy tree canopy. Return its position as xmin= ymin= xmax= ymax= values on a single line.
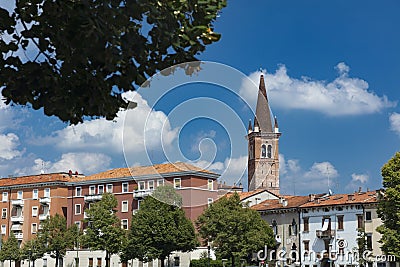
xmin=0 ymin=0 xmax=226 ymax=124
xmin=21 ymin=236 xmax=46 ymax=266
xmin=377 ymin=152 xmax=400 ymax=258
xmin=151 ymin=184 xmax=183 ymax=207
xmin=0 ymin=233 xmax=20 ymax=263
xmin=82 ymin=193 xmax=125 ymax=267
xmin=122 ymin=187 xmax=198 ymax=267
xmin=38 ymin=213 xmax=78 ymax=267
xmin=196 ymin=193 xmax=275 ymax=266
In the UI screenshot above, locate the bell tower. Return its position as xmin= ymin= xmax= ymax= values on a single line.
xmin=247 ymin=74 xmax=281 ymax=194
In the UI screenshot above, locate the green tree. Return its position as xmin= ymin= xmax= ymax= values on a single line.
xmin=82 ymin=193 xmax=125 ymax=267
xmin=151 ymin=184 xmax=183 ymax=207
xmin=196 ymin=193 xmax=275 ymax=267
xmin=377 ymin=152 xmax=400 ymax=258
xmin=0 ymin=234 xmax=21 ymax=267
xmin=38 ymin=214 xmax=78 ymax=267
xmin=0 ymin=0 xmax=226 ymax=124
xmin=21 ymin=236 xmax=46 ymax=267
xmin=122 ymin=187 xmax=198 ymax=267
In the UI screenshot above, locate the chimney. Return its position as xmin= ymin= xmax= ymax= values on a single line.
xmin=358 ymin=187 xmax=362 ymax=193
xmin=309 ymin=194 xmax=315 ymax=202
xmin=348 ymin=194 xmax=355 ymax=201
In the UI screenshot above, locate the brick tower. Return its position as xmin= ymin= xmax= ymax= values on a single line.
xmin=247 ymin=74 xmax=281 ymax=194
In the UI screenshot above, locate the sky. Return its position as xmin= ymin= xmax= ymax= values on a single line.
xmin=1 ymin=0 xmax=400 ymax=195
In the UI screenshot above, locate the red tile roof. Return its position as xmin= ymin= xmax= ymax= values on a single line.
xmin=0 ymin=173 xmax=74 ymax=187
xmin=252 ymin=195 xmax=310 ymax=211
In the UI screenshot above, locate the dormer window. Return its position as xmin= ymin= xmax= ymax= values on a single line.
xmin=267 ymin=145 xmax=272 ymax=158
xmin=272 ymin=220 xmax=278 ymax=235
xmin=261 ymin=145 xmax=266 ymax=158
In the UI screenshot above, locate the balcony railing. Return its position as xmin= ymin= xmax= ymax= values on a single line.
xmin=39 ymin=197 xmax=51 ymax=204
xmin=11 ymin=215 xmax=24 ymax=223
xmin=14 ymin=232 xmax=23 ymax=239
xmin=133 ymin=190 xmax=153 ymax=199
xmin=84 ymin=194 xmax=102 ymax=202
xmin=11 ymin=199 xmax=24 ymax=206
xmin=316 ymin=230 xmax=335 ymax=239
xmin=39 ymin=213 xmax=50 ymax=221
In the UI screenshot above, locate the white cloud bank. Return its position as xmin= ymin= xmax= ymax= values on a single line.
xmin=389 ymin=112 xmax=400 ymax=135
xmin=240 ymin=62 xmax=396 ymax=116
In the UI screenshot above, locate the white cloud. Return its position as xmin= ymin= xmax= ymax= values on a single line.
xmin=389 ymin=112 xmax=400 ymax=135
xmin=15 ymin=152 xmax=111 ymax=176
xmin=351 ymin=173 xmax=368 ymax=183
xmin=240 ymin=63 xmax=396 ymax=116
xmin=31 ymin=92 xmax=179 ymax=161
xmin=0 ymin=133 xmax=22 ymax=160
xmin=280 ymin=156 xmax=339 ymax=195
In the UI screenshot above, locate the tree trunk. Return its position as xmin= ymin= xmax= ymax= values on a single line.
xmin=231 ymin=256 xmax=234 ymax=267
xmin=32 ymin=260 xmax=36 ymax=267
xmin=160 ymin=256 xmax=165 ymax=267
xmin=55 ymin=251 xmax=59 ymax=267
xmin=105 ymin=251 xmax=109 ymax=267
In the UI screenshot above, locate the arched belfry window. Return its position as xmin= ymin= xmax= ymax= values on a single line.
xmin=261 ymin=145 xmax=266 ymax=158
xmin=249 ymin=144 xmax=254 ymax=159
xmin=267 ymin=145 xmax=272 ymax=158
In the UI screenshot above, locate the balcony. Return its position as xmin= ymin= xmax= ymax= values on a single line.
xmin=84 ymin=194 xmax=102 ymax=202
xmin=39 ymin=197 xmax=51 ymax=204
xmin=14 ymin=232 xmax=23 ymax=239
xmin=316 ymin=230 xmax=335 ymax=239
xmin=39 ymin=213 xmax=50 ymax=221
xmin=11 ymin=215 xmax=24 ymax=223
xmin=11 ymin=199 xmax=24 ymax=206
xmin=11 ymin=224 xmax=22 ymax=231
xmin=133 ymin=190 xmax=153 ymax=199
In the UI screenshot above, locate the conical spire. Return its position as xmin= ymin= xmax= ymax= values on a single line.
xmin=248 ymin=119 xmax=253 ymax=132
xmin=255 ymin=74 xmax=273 ymax=133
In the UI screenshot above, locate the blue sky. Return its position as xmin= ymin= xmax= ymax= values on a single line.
xmin=1 ymin=1 xmax=400 ymax=195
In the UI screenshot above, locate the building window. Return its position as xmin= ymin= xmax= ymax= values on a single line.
xmin=148 ymin=181 xmax=154 ymax=190
xmin=88 ymin=258 xmax=93 ymax=267
xmin=43 ymin=259 xmax=47 ymax=267
xmin=32 ymin=206 xmax=38 ymax=217
xmin=174 ymin=256 xmax=180 ymax=267
xmin=272 ymin=220 xmax=278 ymax=235
xmin=249 ymin=144 xmax=254 ymax=159
xmin=75 ymin=187 xmax=82 ymax=197
xmin=157 ymin=179 xmax=164 ymax=187
xmin=122 ymin=183 xmax=129 ymax=193
xmin=31 ymin=223 xmax=38 ymax=234
xmin=303 ymin=217 xmax=309 ymax=232
xmin=2 ymin=192 xmax=8 ymax=202
xmin=89 ymin=186 xmax=95 ymax=195
xmin=261 ymin=145 xmax=266 ymax=158
xmin=366 ymin=234 xmax=372 ymax=250
xmin=208 ymin=179 xmax=213 ymax=190
xmin=138 ymin=200 xmax=142 ymax=210
xmin=98 ymin=185 xmax=104 ymax=194
xmin=357 ymin=214 xmax=364 ymax=229
xmin=121 ymin=219 xmax=128 ymax=230
xmin=1 ymin=224 xmax=6 ymax=235
xmin=75 ymin=221 xmax=81 ymax=230
xmin=291 ymin=218 xmax=297 ymax=235
xmin=174 ymin=178 xmax=181 ymax=189
xmin=138 ymin=181 xmax=145 ymax=191
xmin=17 ymin=191 xmax=23 ymax=200
xmin=121 ymin=201 xmax=129 ymax=212
xmin=208 ymin=198 xmax=213 ymax=207
xmin=337 ymin=215 xmax=344 ymax=230
xmin=303 ymin=240 xmax=310 ymax=251
xmin=267 ymin=145 xmax=272 ymax=158
xmin=106 ymin=184 xmax=113 ymax=193
xmin=44 ymin=188 xmax=50 ymax=198
xmin=1 ymin=208 xmax=7 ymax=219
xmin=97 ymin=258 xmax=102 ymax=267
xmin=75 ymin=204 xmax=81 ymax=215
xmin=365 ymin=211 xmax=372 ymax=221
xmin=33 ymin=189 xmax=38 ymax=200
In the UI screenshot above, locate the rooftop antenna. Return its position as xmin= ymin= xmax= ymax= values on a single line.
xmin=326 ymin=165 xmax=333 ymax=195
xmin=40 ymin=160 xmax=45 ymax=174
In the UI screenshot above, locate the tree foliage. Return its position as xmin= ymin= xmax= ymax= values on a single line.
xmin=82 ymin=193 xmax=125 ymax=267
xmin=196 ymin=193 xmax=275 ymax=267
xmin=122 ymin=187 xmax=198 ymax=267
xmin=377 ymin=152 xmax=400 ymax=258
xmin=0 ymin=233 xmax=20 ymax=264
xmin=21 ymin=236 xmax=46 ymax=267
xmin=151 ymin=184 xmax=183 ymax=207
xmin=0 ymin=0 xmax=226 ymax=124
xmin=38 ymin=213 xmax=78 ymax=267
